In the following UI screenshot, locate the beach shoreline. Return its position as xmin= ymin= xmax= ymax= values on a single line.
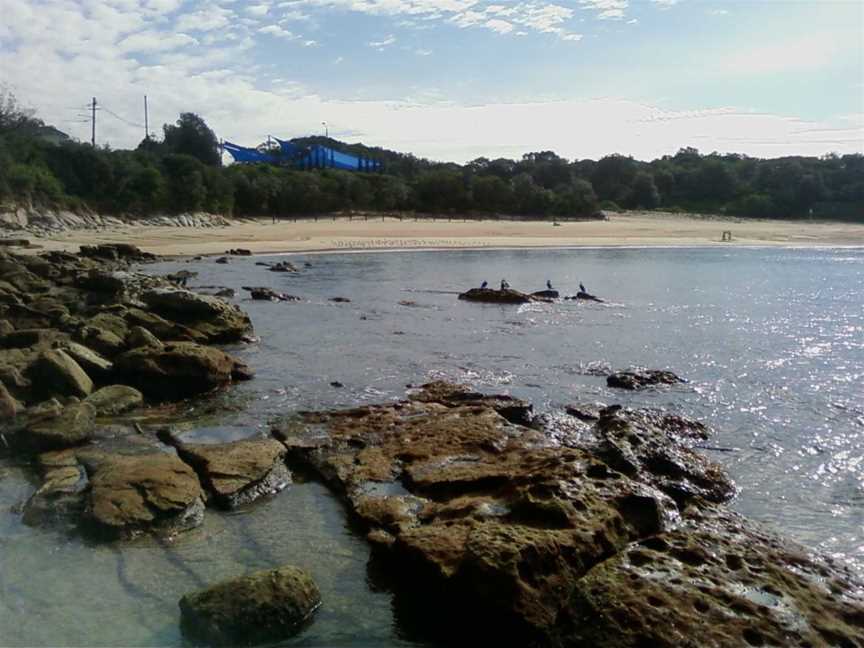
xmin=16 ymin=211 xmax=864 ymax=257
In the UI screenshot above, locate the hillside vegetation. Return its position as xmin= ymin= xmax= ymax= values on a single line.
xmin=1 ymin=91 xmax=861 ymax=221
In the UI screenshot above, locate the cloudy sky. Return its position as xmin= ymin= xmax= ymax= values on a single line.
xmin=1 ymin=0 xmax=862 ymax=162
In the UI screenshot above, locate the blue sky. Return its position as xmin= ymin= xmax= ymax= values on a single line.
xmin=1 ymin=0 xmax=862 ymax=162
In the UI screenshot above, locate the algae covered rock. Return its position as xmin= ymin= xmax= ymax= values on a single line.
xmin=83 ymin=385 xmax=144 ymax=416
xmin=141 ymin=288 xmax=252 ymax=343
xmin=179 ymin=565 xmax=321 ymax=646
xmin=563 ymin=505 xmax=864 ymax=648
xmin=23 ymin=402 xmax=96 ymax=452
xmin=27 ymin=349 xmax=93 ymax=399
xmin=84 ymin=450 xmax=205 ymax=539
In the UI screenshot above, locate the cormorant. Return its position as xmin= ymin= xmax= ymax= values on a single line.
xmin=481 ymin=281 xmax=488 ymax=289
xmin=546 ymin=280 xmax=552 ymax=290
xmin=579 ymin=282 xmax=587 ymax=293
xmin=501 ymin=279 xmax=510 ymax=290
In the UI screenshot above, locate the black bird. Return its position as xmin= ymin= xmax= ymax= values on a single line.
xmin=501 ymin=279 xmax=510 ymax=290
xmin=481 ymin=281 xmax=488 ymax=289
xmin=546 ymin=280 xmax=552 ymax=290
xmin=579 ymin=282 xmax=587 ymax=293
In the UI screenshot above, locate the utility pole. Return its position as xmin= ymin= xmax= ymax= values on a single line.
xmin=144 ymin=95 xmax=149 ymax=141
xmin=91 ymin=97 xmax=97 ymax=147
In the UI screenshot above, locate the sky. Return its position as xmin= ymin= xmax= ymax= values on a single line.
xmin=1 ymin=0 xmax=862 ymax=163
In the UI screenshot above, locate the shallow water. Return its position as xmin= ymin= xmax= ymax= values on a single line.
xmin=1 ymin=246 xmax=862 ymax=645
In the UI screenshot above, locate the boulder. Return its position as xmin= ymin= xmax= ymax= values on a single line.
xmin=27 ymin=349 xmax=93 ymax=399
xmin=607 ymin=369 xmax=684 ymax=390
xmin=83 ymin=385 xmax=144 ymax=416
xmin=531 ymin=289 xmax=559 ymax=298
xmin=75 ymin=325 xmax=126 ymax=358
xmin=115 ymin=342 xmax=253 ymax=400
xmin=0 ymin=328 xmax=66 ymax=350
xmin=242 ymin=287 xmax=300 ymax=302
xmin=57 ymin=341 xmax=113 ymax=379
xmin=23 ymin=462 xmax=89 ymax=527
xmin=179 ymin=566 xmax=321 ymax=646
xmin=141 ymin=289 xmax=252 ymax=343
xmin=569 ymin=291 xmax=604 ymax=302
xmin=22 ymin=402 xmax=96 ymax=452
xmin=84 ymin=450 xmax=204 ymax=539
xmin=165 ymin=435 xmax=290 ymax=509
xmin=126 ymin=325 xmax=162 ymax=349
xmin=0 ymin=319 xmax=13 ymax=336
xmin=563 ymin=505 xmax=864 ymax=648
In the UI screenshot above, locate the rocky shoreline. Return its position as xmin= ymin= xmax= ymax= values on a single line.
xmin=1 ymin=245 xmax=862 ymax=647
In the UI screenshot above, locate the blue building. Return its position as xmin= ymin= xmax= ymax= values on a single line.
xmin=222 ymin=137 xmax=381 ymax=172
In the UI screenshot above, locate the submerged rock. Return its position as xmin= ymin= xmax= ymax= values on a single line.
xmin=242 ymin=286 xmax=300 ymax=302
xmin=531 ymin=289 xmax=560 ymax=299
xmin=607 ymin=369 xmax=684 ymax=390
xmin=179 ymin=565 xmax=321 ymax=646
xmin=567 ymin=291 xmax=604 ymax=302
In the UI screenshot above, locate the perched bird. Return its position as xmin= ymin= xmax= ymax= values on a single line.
xmin=481 ymin=280 xmax=488 ymax=289
xmin=501 ymin=279 xmax=510 ymax=290
xmin=546 ymin=280 xmax=553 ymax=290
xmin=579 ymin=282 xmax=587 ymax=293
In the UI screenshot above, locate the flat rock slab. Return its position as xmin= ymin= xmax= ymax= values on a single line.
xmin=27 ymin=348 xmax=93 ymax=399
xmin=22 ymin=402 xmax=96 ymax=452
xmin=273 ymin=383 xmax=864 ymax=647
xmin=85 ymin=450 xmax=205 ymax=540
xmin=179 ymin=565 xmax=321 ymax=646
xmin=172 ymin=437 xmax=291 ymax=509
xmin=83 ymin=385 xmax=144 ymax=416
xmin=458 ymin=287 xmax=548 ymax=304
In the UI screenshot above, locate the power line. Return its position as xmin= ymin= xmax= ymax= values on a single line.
xmin=100 ymin=104 xmax=145 ymax=129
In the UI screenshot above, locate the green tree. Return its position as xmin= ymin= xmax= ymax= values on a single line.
xmin=628 ymin=172 xmax=661 ymax=209
xmin=162 ymin=113 xmax=221 ymax=166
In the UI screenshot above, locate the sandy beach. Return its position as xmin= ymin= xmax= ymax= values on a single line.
xmin=23 ymin=211 xmax=864 ymax=256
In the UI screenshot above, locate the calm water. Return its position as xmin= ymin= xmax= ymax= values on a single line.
xmin=1 ymin=246 xmax=862 ymax=646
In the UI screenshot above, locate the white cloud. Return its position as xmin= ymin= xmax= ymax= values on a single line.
xmin=175 ymin=7 xmax=236 ymax=31
xmin=258 ymin=24 xmax=298 ymax=38
xmin=714 ymin=33 xmax=850 ymax=76
xmin=708 ymin=9 xmax=728 ymax=16
xmin=598 ymin=9 xmax=623 ymax=19
xmin=651 ymin=0 xmax=680 ymax=6
xmin=246 ymin=3 xmax=272 ymax=16
xmin=118 ymin=31 xmax=199 ymax=53
xmin=485 ymin=18 xmax=514 ymax=33
xmin=415 ymin=48 xmax=433 ymax=55
xmin=368 ymin=34 xmax=397 ymax=47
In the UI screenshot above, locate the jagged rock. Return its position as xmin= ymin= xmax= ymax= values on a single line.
xmin=563 ymin=505 xmax=864 ymax=648
xmin=457 ymin=287 xmax=543 ymax=304
xmin=78 ymin=243 xmax=155 ymax=262
xmin=269 ymin=261 xmax=297 ymax=272
xmin=57 ymin=341 xmax=113 ymax=379
xmin=215 ymin=256 xmax=230 ymax=264
xmin=164 ymin=434 xmax=290 ymax=509
xmin=87 ymin=312 xmax=130 ymax=340
xmin=77 ymin=270 xmax=134 ymax=294
xmin=83 ymin=385 xmax=144 ymax=416
xmin=567 ymin=291 xmax=604 ymax=302
xmin=126 ymin=325 xmax=162 ymax=349
xmin=565 ymin=403 xmax=604 ymax=421
xmin=124 ymin=307 xmax=203 ymax=344
xmin=179 ymin=566 xmax=321 ymax=646
xmin=84 ymin=450 xmax=204 ymax=539
xmin=591 ymin=407 xmax=734 ymax=506
xmin=27 ymin=349 xmax=93 ymax=399
xmin=141 ymin=289 xmax=252 ymax=343
xmin=607 ymin=369 xmax=684 ymax=390
xmin=22 ymin=402 xmax=96 ymax=452
xmin=115 ymin=342 xmax=253 ymax=399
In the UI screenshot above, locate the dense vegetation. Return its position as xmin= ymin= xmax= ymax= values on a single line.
xmin=1 ymin=91 xmax=861 ymax=220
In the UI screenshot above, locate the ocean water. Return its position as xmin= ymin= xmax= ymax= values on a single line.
xmin=1 ymin=246 xmax=862 ymax=646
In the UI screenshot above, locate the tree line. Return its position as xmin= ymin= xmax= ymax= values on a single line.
xmin=1 ymin=91 xmax=861 ymax=220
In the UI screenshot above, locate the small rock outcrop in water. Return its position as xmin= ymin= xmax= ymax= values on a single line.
xmin=272 ymin=382 xmax=864 ymax=648
xmin=531 ymin=289 xmax=560 ymax=299
xmin=607 ymin=368 xmax=684 ymax=390
xmin=565 ymin=291 xmax=604 ymax=302
xmin=242 ymin=286 xmax=300 ymax=302
xmin=179 ymin=566 xmax=321 ymax=646
xmin=458 ymin=287 xmax=550 ymax=304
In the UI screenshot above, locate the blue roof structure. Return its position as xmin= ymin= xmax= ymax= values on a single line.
xmin=224 ymin=137 xmax=381 ymax=172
